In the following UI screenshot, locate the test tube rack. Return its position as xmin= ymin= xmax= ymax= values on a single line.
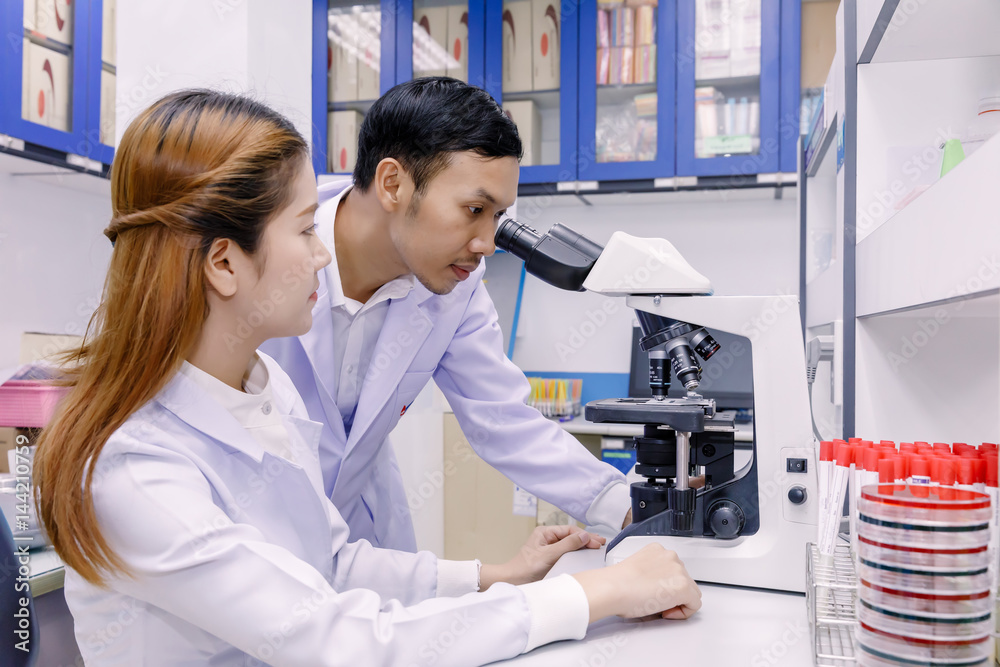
xmin=806 ymin=542 xmax=858 ymax=666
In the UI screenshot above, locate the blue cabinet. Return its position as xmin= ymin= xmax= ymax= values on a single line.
xmin=0 ymin=0 xmax=115 ymax=167
xmin=577 ymin=0 xmax=676 ymax=181
xmin=484 ymin=0 xmax=579 ymax=185
xmin=675 ymin=0 xmax=782 ymax=177
xmin=313 ymin=0 xmax=802 ymax=183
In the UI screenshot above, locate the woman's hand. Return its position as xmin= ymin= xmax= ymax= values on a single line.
xmin=480 ymin=525 xmax=605 ymax=590
xmin=571 ymin=544 xmax=702 ymax=623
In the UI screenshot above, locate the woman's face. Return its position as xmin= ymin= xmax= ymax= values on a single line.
xmin=240 ymin=159 xmax=332 ymax=342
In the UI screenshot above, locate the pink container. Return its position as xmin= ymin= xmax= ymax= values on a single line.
xmin=0 ymin=380 xmax=70 ymax=428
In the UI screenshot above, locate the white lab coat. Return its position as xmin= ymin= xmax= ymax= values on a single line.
xmin=63 ymin=354 xmax=552 ymax=666
xmin=261 ymin=183 xmax=629 ymax=551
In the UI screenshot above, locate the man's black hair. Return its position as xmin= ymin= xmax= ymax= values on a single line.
xmin=352 ymin=77 xmax=523 ymax=194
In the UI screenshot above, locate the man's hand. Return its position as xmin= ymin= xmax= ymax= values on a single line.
xmin=480 ymin=525 xmax=605 ymax=589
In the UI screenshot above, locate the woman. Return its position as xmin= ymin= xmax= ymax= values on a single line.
xmin=34 ymin=90 xmax=702 ymax=666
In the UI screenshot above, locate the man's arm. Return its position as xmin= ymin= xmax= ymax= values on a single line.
xmin=433 ymin=274 xmax=631 ymax=532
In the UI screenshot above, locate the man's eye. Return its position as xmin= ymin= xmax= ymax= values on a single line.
xmin=468 ymin=206 xmax=483 ymax=215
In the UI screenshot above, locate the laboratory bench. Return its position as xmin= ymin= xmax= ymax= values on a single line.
xmin=491 ymin=547 xmax=810 ymax=667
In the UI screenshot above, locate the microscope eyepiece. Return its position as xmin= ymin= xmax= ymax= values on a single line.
xmin=493 ymin=218 xmax=604 ymax=292
xmin=495 ymin=217 xmax=542 ymax=261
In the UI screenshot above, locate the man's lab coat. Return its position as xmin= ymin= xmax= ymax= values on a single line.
xmin=262 ymin=183 xmax=629 ymax=551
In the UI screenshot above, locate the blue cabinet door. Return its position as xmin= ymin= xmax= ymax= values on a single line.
xmin=87 ymin=0 xmax=115 ymax=165
xmin=314 ymin=0 xmax=398 ymax=176
xmin=0 ymin=0 xmax=99 ymax=160
xmin=396 ymin=1 xmax=487 ymax=88
xmin=779 ymin=0 xmax=801 ymax=174
xmin=485 ymin=0 xmax=579 ymax=184
xmin=676 ymin=0 xmax=782 ymax=178
xmin=577 ymin=0 xmax=675 ymax=182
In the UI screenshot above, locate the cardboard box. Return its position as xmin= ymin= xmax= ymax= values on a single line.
xmin=443 ymin=413 xmax=536 ymax=563
xmin=21 ymin=41 xmax=71 ymax=132
xmin=328 ymin=110 xmax=361 ymax=174
xmin=329 ymin=12 xmax=358 ymax=102
xmin=0 ymin=429 xmax=17 ymax=475
xmin=634 ymin=4 xmax=656 ymax=46
xmin=32 ymin=0 xmax=73 ymax=45
xmin=100 ymin=70 xmax=115 ymax=146
xmin=357 ymin=7 xmax=381 ymax=100
xmin=102 ymin=0 xmax=116 ymax=65
xmin=501 ymin=1 xmax=533 ymax=93
xmin=634 ymin=44 xmax=656 ymax=84
xmin=20 ymin=332 xmax=83 ymax=365
xmin=23 ymin=0 xmax=37 ymax=30
xmin=445 ymin=5 xmax=469 ymax=82
xmin=503 ymin=100 xmax=542 ymax=167
xmin=413 ymin=6 xmax=448 ymax=78
xmin=531 ymin=0 xmax=559 ymax=90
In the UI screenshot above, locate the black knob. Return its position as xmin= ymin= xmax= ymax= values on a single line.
xmin=708 ymin=501 xmax=745 ymax=539
xmin=787 ymin=486 xmax=807 ymax=505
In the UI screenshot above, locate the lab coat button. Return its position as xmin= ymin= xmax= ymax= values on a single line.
xmin=261 ymin=401 xmax=272 ymax=415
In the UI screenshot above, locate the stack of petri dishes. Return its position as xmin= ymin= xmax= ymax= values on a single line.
xmin=855 ymin=483 xmax=994 ymax=667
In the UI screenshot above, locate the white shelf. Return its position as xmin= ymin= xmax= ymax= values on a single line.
xmin=859 ymin=0 xmax=1000 ymax=64
xmin=856 ymin=132 xmax=1000 ymax=318
xmin=806 ymin=263 xmax=843 ymax=329
xmin=855 ymin=291 xmax=999 ymax=444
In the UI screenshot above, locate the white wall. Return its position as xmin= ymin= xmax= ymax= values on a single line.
xmin=510 ymin=187 xmax=801 ymax=374
xmin=0 ymin=157 xmax=112 ymax=370
xmin=115 ymin=0 xmax=313 ymax=149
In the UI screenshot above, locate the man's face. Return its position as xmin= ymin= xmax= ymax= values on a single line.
xmin=389 ymin=151 xmax=519 ymax=295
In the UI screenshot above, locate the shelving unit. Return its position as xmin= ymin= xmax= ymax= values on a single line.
xmin=857 ymin=0 xmax=1000 ymax=64
xmin=856 ymin=133 xmax=1000 ymax=318
xmin=810 ymin=0 xmax=1000 ymax=439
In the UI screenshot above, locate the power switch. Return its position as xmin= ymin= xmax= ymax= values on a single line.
xmin=786 ymin=458 xmax=808 ymax=474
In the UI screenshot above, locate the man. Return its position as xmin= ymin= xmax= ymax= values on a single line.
xmin=262 ymin=77 xmax=630 ymax=551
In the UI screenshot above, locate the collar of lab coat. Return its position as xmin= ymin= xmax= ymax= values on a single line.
xmin=301 ymin=181 xmax=438 ymax=450
xmin=154 ymin=355 xmax=319 ymax=465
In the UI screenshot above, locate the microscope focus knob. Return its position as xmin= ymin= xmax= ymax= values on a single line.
xmin=708 ymin=501 xmax=745 ymax=539
xmin=787 ymin=486 xmax=808 ymax=505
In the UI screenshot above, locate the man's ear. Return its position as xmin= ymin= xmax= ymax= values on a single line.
xmin=204 ymin=238 xmax=239 ymax=297
xmin=373 ymin=158 xmax=414 ymax=214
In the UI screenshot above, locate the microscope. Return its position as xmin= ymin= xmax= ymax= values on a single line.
xmin=495 ymin=219 xmax=817 ymax=593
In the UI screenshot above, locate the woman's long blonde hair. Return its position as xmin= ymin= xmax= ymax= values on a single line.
xmin=34 ymin=90 xmax=309 ymax=585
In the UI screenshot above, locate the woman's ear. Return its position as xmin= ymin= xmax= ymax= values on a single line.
xmin=204 ymin=238 xmax=239 ymax=297
xmin=374 ymin=158 xmax=413 ymax=214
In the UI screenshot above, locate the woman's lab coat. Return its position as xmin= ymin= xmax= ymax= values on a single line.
xmin=63 ymin=354 xmax=547 ymax=666
xmin=262 ymin=183 xmax=629 ymax=552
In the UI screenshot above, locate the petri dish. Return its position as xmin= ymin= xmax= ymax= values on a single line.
xmin=857 ymin=536 xmax=992 ymax=570
xmin=857 ymin=561 xmax=992 ymax=594
xmin=859 ymin=484 xmax=992 ymax=525
xmin=860 ymin=578 xmax=995 ymax=616
xmin=857 ymin=598 xmax=994 ymax=639
xmin=856 ymin=623 xmax=992 ymax=665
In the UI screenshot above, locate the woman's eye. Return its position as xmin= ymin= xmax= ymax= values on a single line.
xmin=468 ymin=206 xmax=483 ymax=215
xmin=303 ymin=224 xmax=317 ymax=235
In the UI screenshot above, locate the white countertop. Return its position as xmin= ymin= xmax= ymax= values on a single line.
xmin=490 ymin=548 xmax=811 ymax=666
xmin=27 ymin=546 xmax=65 ymax=597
